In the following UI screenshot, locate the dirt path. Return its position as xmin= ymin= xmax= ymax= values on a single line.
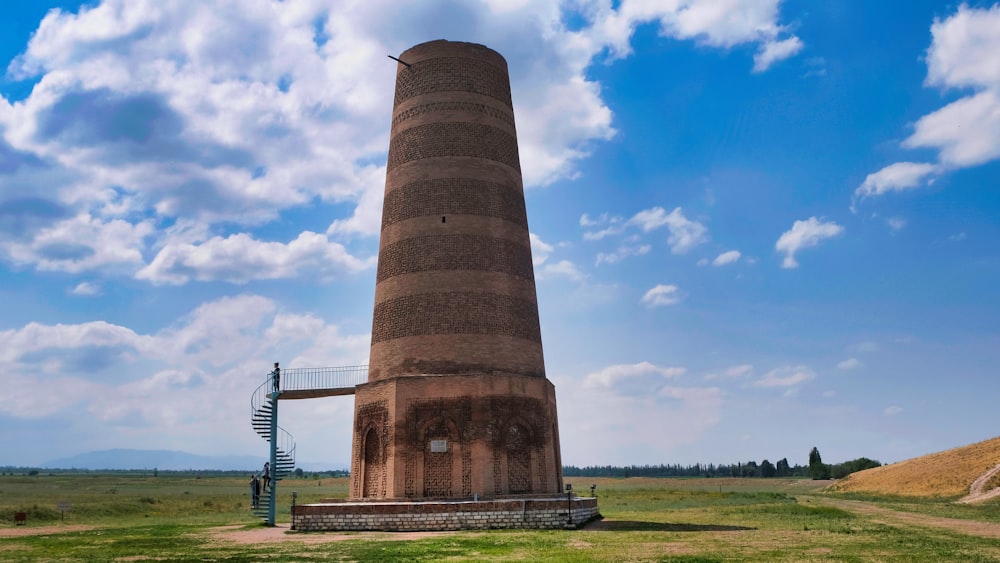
xmin=957 ymin=463 xmax=1000 ymax=504
xmin=206 ymin=524 xmax=453 ymax=545
xmin=0 ymin=524 xmax=94 ymax=538
xmin=805 ymin=497 xmax=1000 ymax=539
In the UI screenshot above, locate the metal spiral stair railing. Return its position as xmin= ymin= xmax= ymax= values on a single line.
xmin=248 ymin=365 xmax=368 ymax=524
xmin=249 ymin=377 xmax=295 ymax=521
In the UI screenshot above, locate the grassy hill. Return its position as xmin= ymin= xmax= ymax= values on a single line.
xmin=828 ymin=436 xmax=1000 ymax=498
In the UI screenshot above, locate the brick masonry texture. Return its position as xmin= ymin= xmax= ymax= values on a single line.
xmin=386 ymin=122 xmax=520 ymax=172
xmin=292 ymin=498 xmax=600 ymax=532
xmin=369 ymin=334 xmax=545 ymax=380
xmin=371 ymin=292 xmax=541 ymax=344
xmin=392 ymin=101 xmax=515 ymax=129
xmin=376 ymin=235 xmax=534 ymax=282
xmin=352 ymin=41 xmax=565 ymax=510
xmin=381 ymin=178 xmax=527 ymax=228
xmin=393 ymin=57 xmax=512 ymax=108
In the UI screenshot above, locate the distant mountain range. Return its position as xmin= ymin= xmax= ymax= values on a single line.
xmin=40 ymin=449 xmax=346 ymax=472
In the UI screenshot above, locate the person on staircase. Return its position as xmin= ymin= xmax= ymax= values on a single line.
xmin=262 ymin=462 xmax=271 ymax=492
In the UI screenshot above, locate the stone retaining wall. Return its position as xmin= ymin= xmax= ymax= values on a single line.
xmin=293 ymin=497 xmax=599 ymax=531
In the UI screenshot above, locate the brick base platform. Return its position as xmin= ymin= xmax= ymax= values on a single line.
xmin=292 ymin=496 xmax=600 ymax=531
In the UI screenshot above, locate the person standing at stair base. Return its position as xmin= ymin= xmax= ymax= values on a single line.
xmin=249 ymin=474 xmax=260 ymax=508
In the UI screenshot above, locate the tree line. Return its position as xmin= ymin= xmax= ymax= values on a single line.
xmin=564 ymin=448 xmax=881 ymax=480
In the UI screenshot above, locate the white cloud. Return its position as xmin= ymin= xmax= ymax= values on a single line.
xmin=775 ymin=217 xmax=843 ymax=269
xmin=555 ymin=369 xmax=722 ymax=465
xmin=925 ymin=4 xmax=1000 ymax=91
xmin=70 ymin=281 xmax=101 ymax=296
xmin=595 ymin=243 xmax=651 ymax=265
xmin=625 ymin=207 xmax=708 ymax=254
xmin=753 ymin=365 xmax=815 ymax=388
xmin=712 ymin=249 xmax=741 ymax=266
xmin=855 ymin=162 xmax=939 ymax=198
xmin=705 ymin=363 xmax=753 ymax=380
xmin=904 ymin=90 xmax=1000 ymax=167
xmin=594 ymin=0 xmax=803 ymax=71
xmin=136 ymin=231 xmax=374 ymax=285
xmin=538 ymin=259 xmax=585 ymax=282
xmin=884 ymin=405 xmax=903 ymax=416
xmin=583 ymin=225 xmax=625 ymax=241
xmin=529 ymin=232 xmax=555 ymax=265
xmin=641 ymin=284 xmax=683 ymax=307
xmin=0 ymin=0 xmax=802 ymax=281
xmin=860 ymin=4 xmax=1000 ymax=201
xmin=0 ymin=294 xmax=369 ymax=458
xmin=886 ymin=217 xmax=906 ymax=233
xmin=2 ymin=214 xmax=153 ymax=274
xmin=837 ymin=358 xmax=860 ymax=370
xmin=753 ymin=36 xmax=803 ymax=73
xmin=584 ymin=361 xmax=685 ymax=388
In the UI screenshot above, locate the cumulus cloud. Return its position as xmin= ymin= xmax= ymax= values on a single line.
xmin=136 ymin=231 xmax=374 ymax=285
xmin=0 ymin=294 xmax=369 ymax=457
xmin=753 ymin=36 xmax=803 ymax=73
xmin=70 ymin=281 xmax=101 ymax=296
xmin=596 ymin=243 xmax=651 ymax=265
xmin=626 ymin=207 xmax=708 ymax=254
xmin=529 ymin=232 xmax=555 ymax=265
xmin=537 ymin=259 xmax=585 ymax=282
xmin=855 ymin=162 xmax=939 ymax=199
xmin=641 ymin=284 xmax=683 ymax=307
xmin=837 ymin=358 xmax=860 ymax=370
xmin=593 ymin=0 xmax=803 ymax=70
xmin=754 ymin=365 xmax=815 ymax=387
xmin=858 ymin=4 xmax=1000 ymax=201
xmin=556 ymin=365 xmax=721 ymax=465
xmin=775 ymin=217 xmax=843 ymax=269
xmin=2 ymin=214 xmax=153 ymax=274
xmin=705 ymin=363 xmax=753 ymax=380
xmin=584 ymin=361 xmax=685 ymax=388
xmin=0 ymin=0 xmax=801 ymax=282
xmin=712 ymin=249 xmax=741 ymax=266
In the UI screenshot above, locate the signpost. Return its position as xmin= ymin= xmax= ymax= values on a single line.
xmin=57 ymin=501 xmax=71 ymax=521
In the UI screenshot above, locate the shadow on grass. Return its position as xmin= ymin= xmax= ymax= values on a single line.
xmin=584 ymin=520 xmax=754 ymax=532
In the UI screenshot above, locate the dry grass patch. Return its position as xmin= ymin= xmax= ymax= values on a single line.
xmin=828 ymin=435 xmax=1000 ymax=498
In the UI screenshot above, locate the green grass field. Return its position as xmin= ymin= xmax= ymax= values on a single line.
xmin=2 ymin=473 xmax=999 ymax=561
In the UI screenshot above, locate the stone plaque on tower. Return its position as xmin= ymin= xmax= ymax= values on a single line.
xmin=349 ymin=39 xmax=564 ymax=500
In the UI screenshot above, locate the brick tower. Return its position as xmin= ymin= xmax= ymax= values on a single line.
xmin=349 ymin=40 xmax=563 ymax=500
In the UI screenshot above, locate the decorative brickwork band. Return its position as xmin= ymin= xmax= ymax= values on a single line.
xmin=387 ymin=122 xmax=520 ymax=172
xmin=371 ymin=292 xmax=541 ymax=344
xmin=392 ymin=101 xmax=515 ymax=129
xmin=382 ymin=179 xmax=527 ymax=229
xmin=393 ymin=57 xmax=512 ymax=108
xmin=376 ymin=235 xmax=534 ymax=282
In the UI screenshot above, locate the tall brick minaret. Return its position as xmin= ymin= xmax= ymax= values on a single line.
xmin=349 ymin=40 xmax=563 ymax=500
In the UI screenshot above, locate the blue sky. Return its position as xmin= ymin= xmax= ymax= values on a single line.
xmin=2 ymin=0 xmax=999 ymax=469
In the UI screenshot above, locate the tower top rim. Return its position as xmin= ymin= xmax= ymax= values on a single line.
xmin=397 ymin=40 xmax=508 ymax=69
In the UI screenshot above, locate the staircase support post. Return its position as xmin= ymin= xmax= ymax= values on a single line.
xmin=268 ymin=364 xmax=280 ymax=526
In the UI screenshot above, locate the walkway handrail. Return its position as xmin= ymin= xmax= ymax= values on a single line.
xmin=276 ymin=365 xmax=369 ymax=392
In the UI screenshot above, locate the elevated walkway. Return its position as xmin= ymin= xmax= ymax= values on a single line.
xmin=275 ymin=366 xmax=368 ymax=400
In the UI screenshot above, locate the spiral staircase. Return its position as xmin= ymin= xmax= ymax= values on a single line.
xmin=249 ymin=365 xmax=368 ymax=525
